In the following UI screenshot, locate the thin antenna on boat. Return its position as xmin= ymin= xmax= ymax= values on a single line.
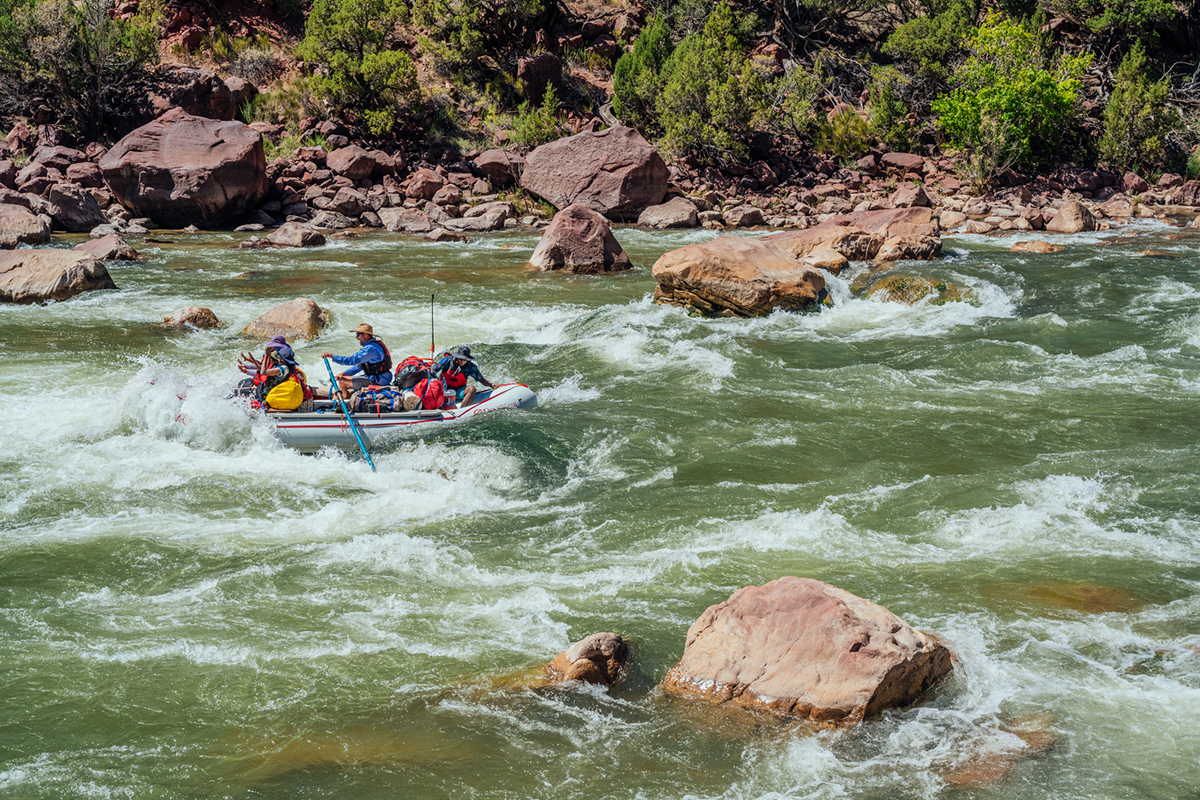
xmin=430 ymin=293 xmax=435 ymax=357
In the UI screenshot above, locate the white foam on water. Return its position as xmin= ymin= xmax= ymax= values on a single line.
xmin=536 ymin=373 xmax=603 ymax=404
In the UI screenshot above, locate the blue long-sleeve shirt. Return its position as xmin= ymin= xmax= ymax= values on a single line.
xmin=330 ymin=340 xmax=392 ymax=384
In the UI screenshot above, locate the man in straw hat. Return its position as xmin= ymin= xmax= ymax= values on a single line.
xmin=316 ymin=323 xmax=393 ymax=399
xmin=435 ymin=345 xmax=495 ymax=407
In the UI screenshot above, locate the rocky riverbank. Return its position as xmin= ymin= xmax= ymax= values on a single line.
xmin=4 ymin=72 xmax=1200 ymax=308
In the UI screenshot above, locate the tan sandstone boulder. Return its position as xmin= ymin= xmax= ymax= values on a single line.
xmin=652 ymin=236 xmax=825 ymax=317
xmin=764 ymin=207 xmax=940 ymax=263
xmin=545 ymin=632 xmax=631 ymax=687
xmin=0 ymin=250 xmax=117 ymax=303
xmin=99 ymin=107 xmax=269 ymax=228
xmin=1010 ymin=240 xmax=1063 ymax=254
xmin=378 ymin=207 xmax=433 ymax=233
xmin=162 ymin=305 xmax=219 ymax=328
xmin=1045 ymin=200 xmax=1097 ymax=234
xmin=660 ymin=577 xmax=953 ymax=724
xmin=0 ymin=204 xmax=51 ymax=248
xmin=521 ymin=125 xmax=668 ymax=220
xmin=528 ymin=203 xmax=631 ymax=274
xmin=243 ymin=297 xmax=330 ymax=340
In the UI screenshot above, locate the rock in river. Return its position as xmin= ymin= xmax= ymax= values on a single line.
xmin=528 ymin=204 xmax=631 ymax=274
xmin=545 ymin=632 xmax=631 ymax=687
xmin=652 ymin=236 xmax=825 ymax=317
xmin=660 ymin=576 xmax=954 ymax=724
xmin=0 ymin=250 xmax=117 ymax=303
xmin=243 ymin=298 xmax=330 ymax=340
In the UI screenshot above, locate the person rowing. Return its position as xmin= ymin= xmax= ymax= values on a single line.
xmin=316 ymin=323 xmax=392 ymax=399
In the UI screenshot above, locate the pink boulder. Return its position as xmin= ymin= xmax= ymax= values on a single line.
xmin=521 ymin=125 xmax=668 ymax=220
xmin=99 ymin=108 xmax=268 ymax=228
xmin=0 ymin=250 xmax=117 ymax=303
xmin=660 ymin=577 xmax=954 ymax=724
xmin=528 ymin=203 xmax=631 ymax=274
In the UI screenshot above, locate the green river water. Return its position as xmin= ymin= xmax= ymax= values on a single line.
xmin=1 ymin=224 xmax=1198 ymax=799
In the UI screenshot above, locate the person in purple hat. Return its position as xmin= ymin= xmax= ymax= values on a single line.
xmin=231 ymin=335 xmax=310 ymax=409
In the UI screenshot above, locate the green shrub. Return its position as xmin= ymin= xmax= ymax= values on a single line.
xmin=1 ymin=0 xmax=162 ymax=136
xmin=883 ymin=0 xmax=975 ymax=78
xmin=298 ymin=0 xmax=418 ymax=133
xmin=815 ymin=105 xmax=870 ymax=160
xmin=1062 ymin=0 xmax=1175 ymax=44
xmin=612 ymin=14 xmax=672 ymax=132
xmin=1098 ymin=42 xmax=1177 ymax=173
xmin=770 ymin=59 xmax=828 ymax=138
xmin=932 ymin=12 xmax=1089 ymax=185
xmin=656 ymin=0 xmax=766 ymax=163
xmin=867 ymin=65 xmax=912 ymax=151
xmin=410 ymin=0 xmax=550 ymax=67
xmin=508 ymin=84 xmax=564 ymax=150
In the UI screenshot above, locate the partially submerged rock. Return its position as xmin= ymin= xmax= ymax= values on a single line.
xmin=1010 ymin=240 xmax=1063 ymax=254
xmin=0 ymin=249 xmax=117 ymax=303
xmin=243 ymin=297 xmax=330 ymax=340
xmin=764 ymin=207 xmax=940 ymax=263
xmin=865 ymin=274 xmax=968 ymax=305
xmin=637 ymin=196 xmax=699 ymax=229
xmin=527 ymin=203 xmax=631 ymax=274
xmin=660 ymin=577 xmax=953 ymax=724
xmin=545 ymin=632 xmax=631 ymax=687
xmin=74 ymin=233 xmax=144 ymax=261
xmin=652 ymin=236 xmax=825 ymax=317
xmin=1045 ymin=200 xmax=1097 ymax=234
xmin=162 ymin=305 xmax=219 ymax=329
xmin=267 ymin=222 xmax=326 ymax=247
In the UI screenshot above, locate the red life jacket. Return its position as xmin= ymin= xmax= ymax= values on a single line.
xmin=439 ymin=352 xmax=469 ymax=390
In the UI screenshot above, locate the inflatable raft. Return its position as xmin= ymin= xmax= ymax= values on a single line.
xmin=265 ymin=383 xmax=537 ymax=453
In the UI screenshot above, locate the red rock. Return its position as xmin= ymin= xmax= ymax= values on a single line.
xmin=0 ymin=205 xmax=51 ymax=248
xmin=637 ymin=196 xmax=699 ymax=228
xmin=472 ymin=149 xmax=523 ymax=188
xmin=46 ymin=183 xmax=107 ymax=232
xmin=161 ymin=305 xmax=219 ymax=329
xmin=1159 ymin=172 xmax=1183 ymax=189
xmin=31 ymin=145 xmax=86 ymax=172
xmin=0 ymin=250 xmax=116 ymax=303
xmin=403 ymin=168 xmax=443 ymax=201
xmin=1170 ymin=180 xmax=1200 ymax=206
xmin=267 ymin=222 xmax=326 ymax=247
xmin=764 ymin=207 xmax=939 ymax=262
xmin=515 ymin=52 xmax=562 ymax=103
xmin=65 ymin=162 xmax=104 ymax=188
xmin=326 ymin=145 xmax=376 ymax=180
xmin=99 ymin=108 xmax=268 ymax=228
xmin=378 ymin=207 xmax=433 ymax=233
xmin=1010 ymin=240 xmax=1063 ymax=254
xmin=652 ymin=235 xmax=825 ymax=317
xmin=660 ymin=577 xmax=953 ymax=724
xmin=527 ymin=203 xmax=630 ymax=274
xmin=881 ymin=152 xmax=926 ymax=173
xmin=74 ymin=233 xmax=143 ymax=261
xmin=1123 ymin=172 xmax=1150 ymax=194
xmin=521 ymin=125 xmax=668 ymax=220
xmin=890 ymin=183 xmax=931 ymax=208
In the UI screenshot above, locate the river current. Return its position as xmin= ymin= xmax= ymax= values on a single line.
xmin=1 ymin=223 xmax=1198 ymax=799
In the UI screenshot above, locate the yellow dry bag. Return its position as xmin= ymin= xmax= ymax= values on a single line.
xmin=264 ymin=377 xmax=304 ymax=410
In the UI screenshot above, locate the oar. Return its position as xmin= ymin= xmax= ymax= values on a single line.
xmin=323 ymin=357 xmax=376 ymax=472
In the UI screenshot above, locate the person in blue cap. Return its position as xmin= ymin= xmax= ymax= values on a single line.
xmin=435 ymin=345 xmax=495 ymax=407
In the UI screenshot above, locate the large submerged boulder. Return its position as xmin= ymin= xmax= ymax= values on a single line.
xmin=528 ymin=203 xmax=631 ymax=273
xmin=652 ymin=236 xmax=825 ymax=317
xmin=660 ymin=577 xmax=954 ymax=724
xmin=99 ymin=108 xmax=268 ymax=228
xmin=243 ymin=297 xmax=329 ymax=340
xmin=0 ymin=250 xmax=117 ymax=303
xmin=520 ymin=126 xmax=669 ymax=220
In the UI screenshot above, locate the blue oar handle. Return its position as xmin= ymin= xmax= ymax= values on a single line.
xmin=323 ymin=357 xmax=376 ymax=472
